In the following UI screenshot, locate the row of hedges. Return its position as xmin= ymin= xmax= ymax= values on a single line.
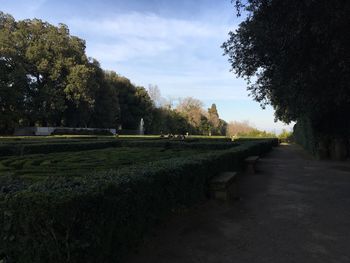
xmin=0 ymin=141 xmax=122 ymax=157
xmin=119 ymin=140 xmax=239 ymax=150
xmin=0 ymin=139 xmax=238 ymax=157
xmin=52 ymin=129 xmax=113 ymax=136
xmin=0 ymin=136 xmax=115 ymax=143
xmin=0 ymin=139 xmax=277 ymax=263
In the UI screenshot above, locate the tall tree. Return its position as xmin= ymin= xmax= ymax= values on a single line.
xmin=222 ymin=1 xmax=350 ymax=140
xmin=208 ymin=103 xmax=220 ymax=135
xmin=90 ymin=62 xmax=119 ymax=128
xmin=0 ymin=13 xmax=27 ymax=133
xmin=105 ymin=71 xmax=154 ymax=131
xmin=0 ymin=12 xmax=98 ymax=128
xmin=135 ymin=86 xmax=154 ymax=132
xmin=176 ymin=97 xmax=204 ymax=130
xmin=0 ymin=11 xmax=229 ymax=137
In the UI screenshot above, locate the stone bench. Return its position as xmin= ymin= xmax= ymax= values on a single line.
xmin=210 ymin=172 xmax=238 ymax=201
xmin=245 ymin=156 xmax=259 ymax=174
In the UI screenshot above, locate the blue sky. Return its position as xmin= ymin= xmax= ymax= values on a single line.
xmin=1 ymin=0 xmax=293 ymax=133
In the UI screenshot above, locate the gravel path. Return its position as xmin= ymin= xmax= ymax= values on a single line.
xmin=128 ymin=144 xmax=350 ymax=263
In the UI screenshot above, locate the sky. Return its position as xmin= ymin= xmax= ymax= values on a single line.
xmin=0 ymin=0 xmax=294 ymax=133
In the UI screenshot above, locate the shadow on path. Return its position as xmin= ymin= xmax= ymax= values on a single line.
xmin=128 ymin=144 xmax=350 ymax=263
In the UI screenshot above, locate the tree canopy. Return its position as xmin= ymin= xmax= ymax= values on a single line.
xmin=0 ymin=12 xmax=97 ymax=129
xmin=0 ymin=12 xmax=228 ymax=135
xmin=222 ymin=0 xmax=350 ymax=138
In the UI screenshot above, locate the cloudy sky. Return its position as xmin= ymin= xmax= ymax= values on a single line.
xmin=1 ymin=0 xmax=293 ymax=133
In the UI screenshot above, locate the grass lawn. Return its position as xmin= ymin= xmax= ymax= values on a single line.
xmin=0 ymin=146 xmax=211 ymax=181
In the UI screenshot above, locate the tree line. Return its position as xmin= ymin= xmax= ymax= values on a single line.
xmin=223 ymin=0 xmax=350 ymax=158
xmin=226 ymin=120 xmax=274 ymax=138
xmin=0 ymin=12 xmax=228 ymax=135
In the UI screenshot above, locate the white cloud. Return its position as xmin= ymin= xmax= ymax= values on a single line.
xmin=86 ymin=38 xmax=174 ymax=62
xmin=71 ymin=12 xmax=229 ymax=39
xmin=69 ymin=12 xmax=232 ymax=62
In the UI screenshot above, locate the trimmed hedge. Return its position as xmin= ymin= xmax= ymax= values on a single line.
xmin=0 ymin=139 xmax=238 ymax=157
xmin=0 ymin=139 xmax=277 ymax=263
xmin=0 ymin=141 xmax=121 ymax=157
xmin=52 ymin=129 xmax=113 ymax=136
xmin=119 ymin=140 xmax=239 ymax=150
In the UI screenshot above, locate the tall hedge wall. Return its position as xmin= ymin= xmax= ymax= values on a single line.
xmin=293 ymin=117 xmax=349 ymax=160
xmin=0 ymin=139 xmax=277 ymax=263
xmin=293 ymin=117 xmax=318 ymax=155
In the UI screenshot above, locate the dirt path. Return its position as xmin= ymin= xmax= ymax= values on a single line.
xmin=128 ymin=144 xmax=350 ymax=263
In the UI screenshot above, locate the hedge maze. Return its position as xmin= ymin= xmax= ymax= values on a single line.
xmin=0 ymin=136 xmax=277 ymax=263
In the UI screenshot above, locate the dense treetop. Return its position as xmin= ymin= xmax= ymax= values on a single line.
xmin=223 ymin=0 xmax=350 ymax=138
xmin=0 ymin=12 xmax=230 ymax=135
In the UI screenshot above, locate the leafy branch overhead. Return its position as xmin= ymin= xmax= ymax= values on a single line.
xmin=222 ymin=0 xmax=350 ymax=137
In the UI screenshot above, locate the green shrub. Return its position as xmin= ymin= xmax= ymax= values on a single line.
xmin=52 ymin=129 xmax=113 ymax=136
xmin=0 ymin=139 xmax=236 ymax=157
xmin=0 ymin=141 xmax=121 ymax=157
xmin=0 ymin=139 xmax=277 ymax=263
xmin=119 ymin=139 xmax=238 ymax=150
xmin=0 ymin=145 xmax=18 ymax=157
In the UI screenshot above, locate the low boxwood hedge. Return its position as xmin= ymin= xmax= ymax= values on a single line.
xmin=52 ymin=128 xmax=113 ymax=136
xmin=0 ymin=139 xmax=237 ymax=157
xmin=0 ymin=141 xmax=121 ymax=157
xmin=119 ymin=139 xmax=239 ymax=150
xmin=0 ymin=139 xmax=277 ymax=263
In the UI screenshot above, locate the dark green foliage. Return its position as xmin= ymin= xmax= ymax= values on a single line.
xmin=0 ymin=13 xmax=167 ymax=134
xmin=0 ymin=137 xmax=238 ymax=157
xmin=0 ymin=147 xmax=213 ymax=179
xmin=293 ymin=117 xmax=349 ymax=159
xmin=0 ymin=176 xmax=29 ymax=194
xmin=149 ymin=108 xmax=194 ymax=135
xmin=223 ymin=0 xmax=350 ymax=155
xmin=293 ymin=117 xmax=317 ymax=155
xmin=207 ymin=104 xmax=225 ymax=135
xmin=0 ymin=141 xmax=121 ymax=157
xmin=1 ymin=12 xmax=225 ymax=136
xmin=52 ymin=128 xmax=113 ymax=136
xmin=0 ymin=139 xmax=277 ymax=263
xmin=119 ymin=139 xmax=238 ymax=150
xmin=103 ymin=71 xmax=154 ymax=131
xmin=0 ymin=12 xmax=97 ymax=128
xmin=90 ymin=62 xmax=119 ymax=129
